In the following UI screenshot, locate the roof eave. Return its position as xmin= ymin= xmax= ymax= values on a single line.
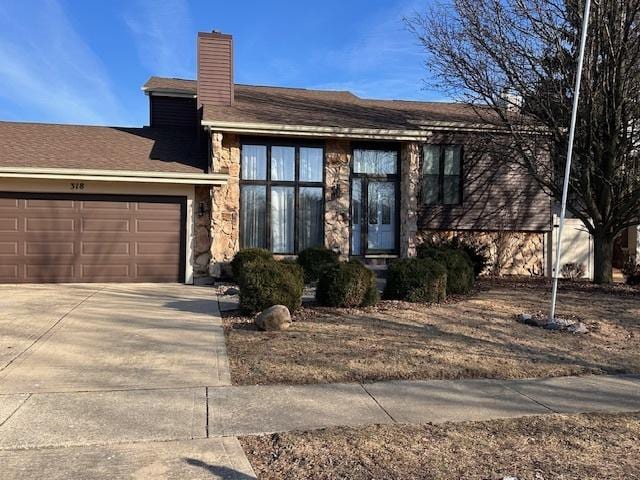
xmin=142 ymin=87 xmax=197 ymax=98
xmin=0 ymin=167 xmax=228 ymax=185
xmin=201 ymin=119 xmax=513 ymax=140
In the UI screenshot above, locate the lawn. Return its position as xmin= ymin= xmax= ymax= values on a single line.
xmin=222 ymin=279 xmax=640 ymax=385
xmin=241 ymin=412 xmax=640 ymax=479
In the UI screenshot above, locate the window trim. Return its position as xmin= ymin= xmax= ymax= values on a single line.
xmin=349 ymin=143 xmax=401 ymax=257
xmin=239 ymin=139 xmax=325 ymax=254
xmin=421 ymin=144 xmax=464 ymax=206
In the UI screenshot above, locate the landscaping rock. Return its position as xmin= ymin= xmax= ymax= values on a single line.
xmin=517 ymin=312 xmax=589 ymax=334
xmin=568 ymin=322 xmax=589 ymax=334
xmin=224 ymin=287 xmax=240 ymax=296
xmin=517 ymin=313 xmax=547 ymax=327
xmin=255 ymin=305 xmax=291 ymax=331
xmin=545 ymin=318 xmax=574 ymax=331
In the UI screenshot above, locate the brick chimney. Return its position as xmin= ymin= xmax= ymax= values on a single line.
xmin=197 ymin=31 xmax=233 ymax=107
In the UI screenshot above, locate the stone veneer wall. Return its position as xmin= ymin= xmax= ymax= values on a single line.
xmin=400 ymin=142 xmax=420 ymax=257
xmin=210 ymin=132 xmax=240 ymax=277
xmin=193 ymin=184 xmax=213 ymax=278
xmin=417 ymin=229 xmax=546 ymax=276
xmin=324 ymin=139 xmax=351 ymax=259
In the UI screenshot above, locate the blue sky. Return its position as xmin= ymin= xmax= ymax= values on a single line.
xmin=0 ymin=0 xmax=443 ymax=127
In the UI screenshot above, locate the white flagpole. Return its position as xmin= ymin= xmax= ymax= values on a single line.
xmin=550 ymin=0 xmax=592 ymax=320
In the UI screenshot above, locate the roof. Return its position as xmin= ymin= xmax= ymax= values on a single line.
xmin=143 ymin=76 xmax=500 ymax=131
xmin=0 ymin=121 xmax=207 ymax=174
xmin=143 ymin=77 xmax=197 ymax=95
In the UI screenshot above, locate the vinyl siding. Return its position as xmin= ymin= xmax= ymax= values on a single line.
xmin=417 ymin=134 xmax=551 ymax=232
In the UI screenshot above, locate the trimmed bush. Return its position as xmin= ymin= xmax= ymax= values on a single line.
xmin=418 ymin=237 xmax=490 ymax=278
xmin=297 ymin=246 xmax=340 ymax=283
xmin=316 ymin=260 xmax=379 ymax=307
xmin=238 ymin=259 xmax=304 ymax=314
xmin=231 ymin=248 xmax=272 ymax=281
xmin=383 ymin=258 xmax=447 ymax=303
xmin=560 ymin=262 xmax=586 ymax=280
xmin=417 ymin=246 xmax=475 ymax=294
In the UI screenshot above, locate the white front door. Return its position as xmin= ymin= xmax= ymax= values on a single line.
xmin=367 ymin=181 xmax=396 ymax=251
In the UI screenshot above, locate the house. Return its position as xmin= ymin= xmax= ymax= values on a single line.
xmin=0 ymin=31 xmax=554 ymax=284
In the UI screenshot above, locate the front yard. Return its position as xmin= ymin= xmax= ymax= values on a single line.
xmin=241 ymin=411 xmax=640 ymax=479
xmin=223 ymin=279 xmax=640 ymax=385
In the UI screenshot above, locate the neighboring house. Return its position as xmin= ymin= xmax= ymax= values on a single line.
xmin=0 ymin=31 xmax=552 ymax=284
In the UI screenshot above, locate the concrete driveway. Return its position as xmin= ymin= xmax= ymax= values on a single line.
xmin=0 ymin=283 xmax=230 ymax=393
xmin=0 ymin=284 xmax=255 ymax=479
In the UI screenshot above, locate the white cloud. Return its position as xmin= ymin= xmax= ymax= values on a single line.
xmin=124 ymin=0 xmax=194 ymax=78
xmin=0 ymin=0 xmax=127 ymax=125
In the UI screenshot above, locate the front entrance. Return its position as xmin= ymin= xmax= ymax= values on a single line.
xmin=350 ymin=146 xmax=399 ymax=256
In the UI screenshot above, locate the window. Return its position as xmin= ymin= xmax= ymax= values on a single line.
xmin=240 ymin=143 xmax=324 ymax=253
xmin=422 ymin=145 xmax=462 ymax=205
xmin=353 ymin=149 xmax=397 ymax=174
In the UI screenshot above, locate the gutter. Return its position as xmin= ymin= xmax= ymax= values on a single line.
xmin=142 ymin=87 xmax=197 ymax=99
xmin=201 ymin=120 xmax=549 ymax=140
xmin=0 ymin=167 xmax=229 ymax=185
xmin=201 ymin=120 xmax=517 ymax=140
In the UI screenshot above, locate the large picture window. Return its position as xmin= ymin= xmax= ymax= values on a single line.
xmin=240 ymin=142 xmax=324 ymax=254
xmin=422 ymin=145 xmax=462 ymax=205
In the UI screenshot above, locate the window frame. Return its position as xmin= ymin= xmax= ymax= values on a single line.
xmin=349 ymin=142 xmax=401 ymax=257
xmin=239 ymin=138 xmax=325 ymax=254
xmin=421 ymin=144 xmax=464 ymax=206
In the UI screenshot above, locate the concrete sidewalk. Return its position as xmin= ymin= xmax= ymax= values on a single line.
xmin=2 ymin=374 xmax=638 ymax=449
xmin=1 ymin=374 xmax=638 ymax=478
xmin=207 ymin=374 xmax=640 ymax=436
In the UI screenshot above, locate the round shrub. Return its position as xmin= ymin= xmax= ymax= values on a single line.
xmin=231 ymin=248 xmax=272 ymax=281
xmin=297 ymin=246 xmax=340 ymax=283
xmin=238 ymin=259 xmax=304 ymax=314
xmin=383 ymin=258 xmax=447 ymax=303
xmin=316 ymin=260 xmax=379 ymax=307
xmin=417 ymin=238 xmax=489 ymax=278
xmin=417 ymin=247 xmax=475 ymax=294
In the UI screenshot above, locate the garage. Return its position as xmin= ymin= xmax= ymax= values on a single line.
xmin=0 ymin=193 xmax=186 ymax=283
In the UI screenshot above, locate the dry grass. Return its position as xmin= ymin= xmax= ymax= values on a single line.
xmin=223 ymin=280 xmax=640 ymax=385
xmin=241 ymin=412 xmax=640 ymax=480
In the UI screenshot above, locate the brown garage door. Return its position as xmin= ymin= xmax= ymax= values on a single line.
xmin=0 ymin=193 xmax=186 ymax=283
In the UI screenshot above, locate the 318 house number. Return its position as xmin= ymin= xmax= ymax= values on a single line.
xmin=70 ymin=182 xmax=85 ymax=190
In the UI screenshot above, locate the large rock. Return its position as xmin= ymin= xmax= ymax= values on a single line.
xmin=255 ymin=305 xmax=291 ymax=331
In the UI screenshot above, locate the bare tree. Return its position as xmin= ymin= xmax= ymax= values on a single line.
xmin=407 ymin=0 xmax=640 ymax=283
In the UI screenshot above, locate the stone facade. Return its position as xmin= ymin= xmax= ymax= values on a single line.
xmin=324 ymin=139 xmax=351 ymax=259
xmin=210 ymin=131 xmax=240 ymax=277
xmin=417 ymin=229 xmax=546 ymax=276
xmin=400 ymin=142 xmax=420 ymax=257
xmin=203 ymin=131 xmax=547 ymax=279
xmin=193 ymin=184 xmax=213 ymax=278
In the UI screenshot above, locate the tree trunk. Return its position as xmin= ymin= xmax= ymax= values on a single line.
xmin=593 ymin=231 xmax=614 ymax=284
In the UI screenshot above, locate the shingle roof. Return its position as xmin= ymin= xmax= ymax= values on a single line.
xmin=144 ymin=76 xmax=497 ymax=130
xmin=0 ymin=121 xmax=206 ymax=173
xmin=143 ymin=77 xmax=197 ymax=94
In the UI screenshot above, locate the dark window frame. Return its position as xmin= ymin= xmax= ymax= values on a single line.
xmin=239 ymin=138 xmax=325 ymax=254
xmin=421 ymin=144 xmax=464 ymax=206
xmin=349 ymin=142 xmax=401 ymax=257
